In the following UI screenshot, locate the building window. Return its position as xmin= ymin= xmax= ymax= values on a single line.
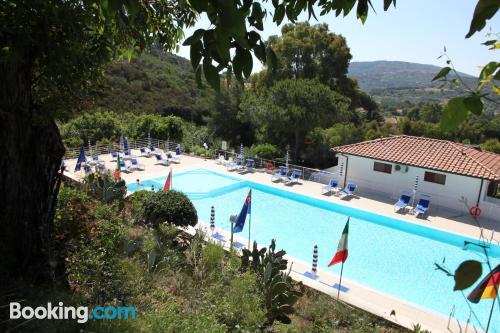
xmin=424 ymin=171 xmax=446 ymax=185
xmin=487 ymin=181 xmax=500 ymax=199
xmin=373 ymin=162 xmax=392 ymax=174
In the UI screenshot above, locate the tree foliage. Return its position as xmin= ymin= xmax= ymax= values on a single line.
xmin=182 ymin=0 xmax=397 ymax=91
xmin=1 ymin=0 xmax=196 ymax=114
xmin=241 ymin=78 xmax=351 ymax=161
xmin=143 ymin=190 xmax=198 ymax=228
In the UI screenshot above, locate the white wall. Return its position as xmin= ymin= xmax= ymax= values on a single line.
xmin=335 ymin=154 xmax=500 ymax=220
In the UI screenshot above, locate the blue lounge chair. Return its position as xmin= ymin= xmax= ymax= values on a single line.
xmin=285 ymin=169 xmax=302 ymax=185
xmin=339 ymin=182 xmax=357 ymax=199
xmin=167 ymin=152 xmax=180 ymax=163
xmin=175 ymin=145 xmax=182 ymax=156
xmin=119 ymin=160 xmax=132 ymax=173
xmin=271 ymin=166 xmax=288 ymax=182
xmin=228 ymin=158 xmax=243 ymax=171
xmin=151 ymin=148 xmax=163 ymax=156
xmin=91 ymin=153 xmax=105 ymax=166
xmin=394 ymin=191 xmax=412 ymax=212
xmin=111 ymin=151 xmax=118 ymax=161
xmin=130 ymin=158 xmax=145 ymax=171
xmin=240 ymin=159 xmax=254 ymax=173
xmin=139 ymin=147 xmax=152 ymax=157
xmin=415 ymin=195 xmax=431 ymax=217
xmin=322 ymin=178 xmax=339 ymax=195
xmin=154 ymin=154 xmax=169 ymax=166
xmin=123 ymin=149 xmax=137 ymax=161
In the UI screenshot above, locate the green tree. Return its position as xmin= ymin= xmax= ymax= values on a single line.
xmin=259 ymin=22 xmax=361 ymax=108
xmin=59 ymin=110 xmax=121 ymax=146
xmin=240 ymin=79 xmax=350 ymax=161
xmin=481 ymin=138 xmax=500 ymax=154
xmin=143 ymin=190 xmax=198 ymax=228
xmin=134 ymin=114 xmax=185 ymax=142
xmin=419 ymin=103 xmax=443 ymax=123
xmin=208 ymin=83 xmax=254 ymax=145
xmin=0 ymin=0 xmax=196 ymax=279
xmin=268 ymin=23 xmax=351 ymax=84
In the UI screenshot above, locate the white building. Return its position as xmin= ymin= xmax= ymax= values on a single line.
xmin=332 ymin=135 xmax=500 ymax=222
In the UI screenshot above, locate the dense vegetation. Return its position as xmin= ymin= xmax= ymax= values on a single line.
xmin=2 ymin=182 xmax=408 ymax=333
xmin=60 ymin=38 xmax=500 ymax=169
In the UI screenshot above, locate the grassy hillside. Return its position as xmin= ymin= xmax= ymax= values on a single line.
xmin=95 ymin=48 xmax=216 ymax=123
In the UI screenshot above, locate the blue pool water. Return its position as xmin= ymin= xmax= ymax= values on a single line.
xmin=129 ymin=169 xmax=500 ymax=332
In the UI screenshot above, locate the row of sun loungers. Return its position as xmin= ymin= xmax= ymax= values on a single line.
xmin=321 ymin=178 xmax=357 ymax=199
xmin=394 ymin=192 xmax=431 ymax=217
xmin=321 ymin=177 xmax=430 ymax=216
xmin=270 ymin=166 xmax=302 ymax=185
xmin=78 ymin=146 xmax=182 ymax=176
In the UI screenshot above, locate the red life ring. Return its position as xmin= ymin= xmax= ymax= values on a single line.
xmin=469 ymin=206 xmax=481 ymax=217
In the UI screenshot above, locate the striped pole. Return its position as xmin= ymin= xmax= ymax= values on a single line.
xmin=412 ymin=175 xmax=419 ymax=206
xmin=240 ymin=143 xmax=244 ymax=158
xmin=210 ymin=206 xmax=215 ymax=234
xmin=285 ymin=151 xmax=289 ymax=168
xmin=339 ymin=162 xmax=344 ymax=186
xmin=312 ymin=245 xmax=318 ymax=274
xmin=88 ymin=139 xmax=92 ymax=155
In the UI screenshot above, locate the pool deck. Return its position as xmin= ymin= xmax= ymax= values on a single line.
xmin=64 ymin=151 xmax=497 ymax=333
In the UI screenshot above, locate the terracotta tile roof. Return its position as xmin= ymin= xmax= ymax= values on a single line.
xmin=332 ymin=135 xmax=500 ymax=181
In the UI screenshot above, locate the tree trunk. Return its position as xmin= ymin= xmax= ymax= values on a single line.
xmin=0 ymin=64 xmax=65 ymax=281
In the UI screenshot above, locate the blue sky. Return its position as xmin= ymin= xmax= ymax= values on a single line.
xmin=176 ymin=0 xmax=499 ymax=76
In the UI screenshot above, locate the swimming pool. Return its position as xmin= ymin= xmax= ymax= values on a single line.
xmin=129 ymin=168 xmax=500 ymax=332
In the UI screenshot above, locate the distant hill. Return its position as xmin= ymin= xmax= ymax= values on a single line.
xmin=348 ymin=60 xmax=476 ymax=92
xmin=347 ymin=61 xmax=485 ymax=112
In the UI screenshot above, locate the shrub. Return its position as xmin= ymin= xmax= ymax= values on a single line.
xmin=203 ymin=271 xmax=266 ymax=331
xmin=481 ymin=138 xmax=500 ymax=154
xmin=143 ymin=190 xmax=198 ymax=228
xmin=127 ymin=190 xmax=155 ymax=224
xmin=241 ymin=240 xmax=303 ymax=327
xmin=53 ymin=187 xmax=97 ymax=265
xmin=83 ymin=171 xmax=127 ymax=204
xmin=249 ymin=143 xmax=280 ymax=159
xmin=202 ymin=242 xmax=225 ymax=277
xmin=64 ymin=203 xmax=131 ymax=303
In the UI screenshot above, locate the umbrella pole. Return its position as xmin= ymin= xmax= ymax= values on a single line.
xmin=337 ymin=261 xmax=344 ymax=300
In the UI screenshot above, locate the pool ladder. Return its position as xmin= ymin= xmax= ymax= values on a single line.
xmin=448 ymin=306 xmax=475 ymax=333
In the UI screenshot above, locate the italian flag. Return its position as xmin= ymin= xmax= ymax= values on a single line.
xmin=328 ymin=218 xmax=349 ymax=267
xmin=467 ymin=264 xmax=500 ymax=303
xmin=163 ymin=168 xmax=172 ymax=191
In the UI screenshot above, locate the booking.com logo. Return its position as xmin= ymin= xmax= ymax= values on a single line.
xmin=10 ymin=302 xmax=136 ymax=323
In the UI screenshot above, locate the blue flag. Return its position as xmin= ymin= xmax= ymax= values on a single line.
xmin=233 ymin=190 xmax=252 ymax=233
xmin=74 ymin=146 xmax=86 ymax=172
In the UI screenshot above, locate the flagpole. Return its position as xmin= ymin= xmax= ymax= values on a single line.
xmin=485 ymin=289 xmax=497 ymax=333
xmin=230 ymin=222 xmax=234 ymax=251
xmin=248 ymin=212 xmax=251 ymax=249
xmin=337 ymin=261 xmax=344 ymax=300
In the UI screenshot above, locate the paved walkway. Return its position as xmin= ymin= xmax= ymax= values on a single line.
xmin=64 ymin=151 xmax=498 ymax=333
